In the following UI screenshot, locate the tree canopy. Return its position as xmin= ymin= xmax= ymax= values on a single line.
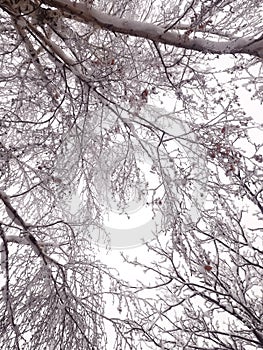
xmin=0 ymin=0 xmax=262 ymax=349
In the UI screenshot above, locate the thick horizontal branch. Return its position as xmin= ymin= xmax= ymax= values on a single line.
xmin=42 ymin=0 xmax=263 ymax=58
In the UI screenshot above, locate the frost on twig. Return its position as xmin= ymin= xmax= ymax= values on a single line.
xmin=0 ymin=241 xmax=7 ymax=271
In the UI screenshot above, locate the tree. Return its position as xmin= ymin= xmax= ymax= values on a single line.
xmin=0 ymin=0 xmax=262 ymax=349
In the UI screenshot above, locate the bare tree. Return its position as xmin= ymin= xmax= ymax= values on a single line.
xmin=0 ymin=0 xmax=262 ymax=349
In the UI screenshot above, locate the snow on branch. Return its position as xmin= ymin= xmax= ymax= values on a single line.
xmin=0 ymin=191 xmax=29 ymax=229
xmin=42 ymin=0 xmax=263 ymax=58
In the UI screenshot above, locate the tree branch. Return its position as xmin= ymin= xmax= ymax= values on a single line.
xmin=42 ymin=0 xmax=263 ymax=58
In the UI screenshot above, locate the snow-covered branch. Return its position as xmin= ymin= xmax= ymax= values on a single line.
xmin=0 ymin=191 xmax=28 ymax=228
xmin=41 ymin=0 xmax=263 ymax=58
